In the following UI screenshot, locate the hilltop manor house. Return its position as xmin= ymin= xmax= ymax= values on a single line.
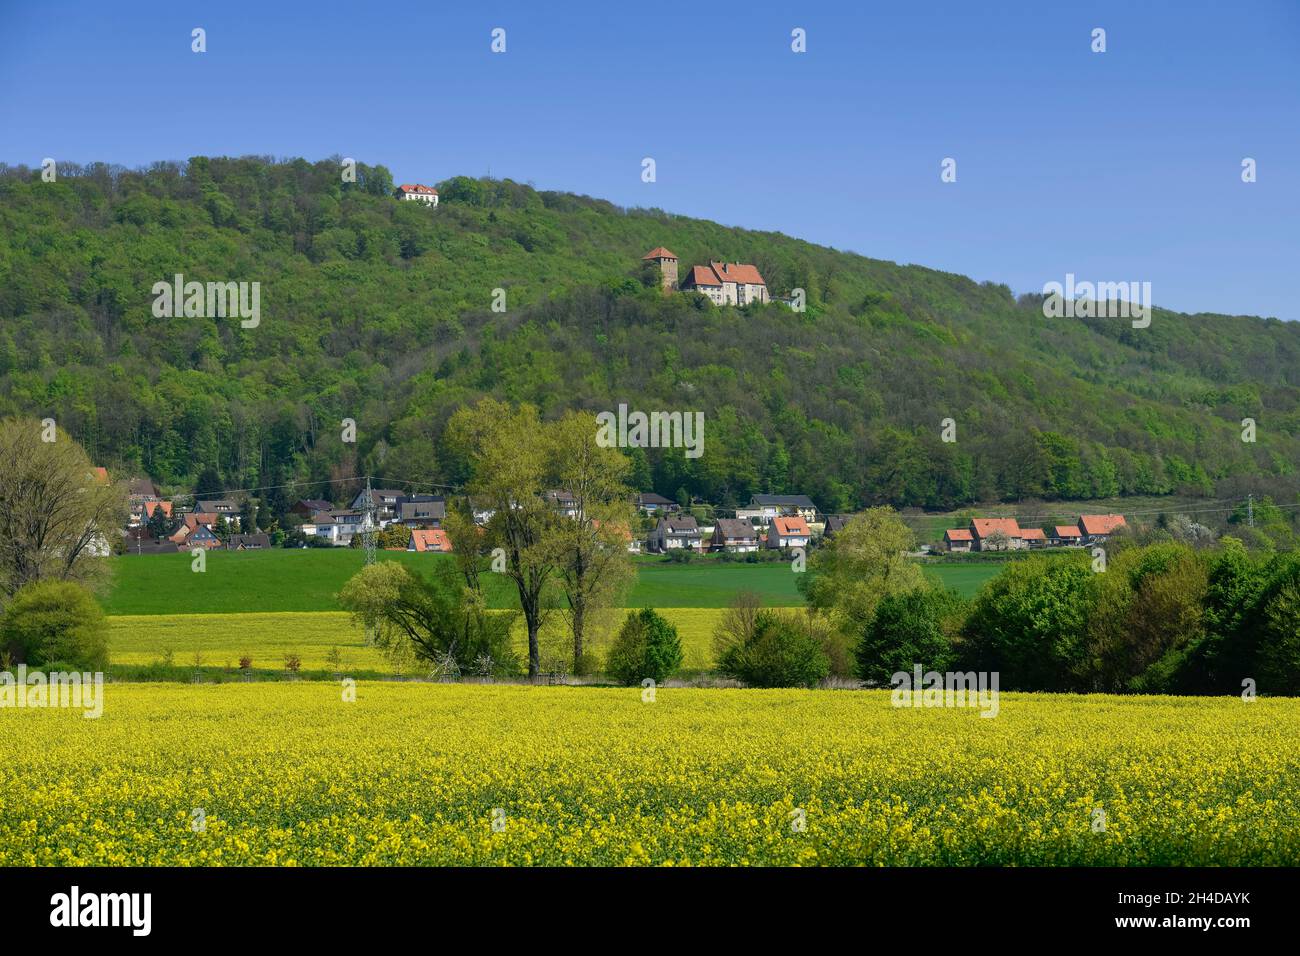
xmin=642 ymin=247 xmax=770 ymax=306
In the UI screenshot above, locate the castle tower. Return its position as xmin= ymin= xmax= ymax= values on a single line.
xmin=641 ymin=247 xmax=679 ymax=290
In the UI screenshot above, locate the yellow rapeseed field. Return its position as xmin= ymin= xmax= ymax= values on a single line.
xmin=2 ymin=683 xmax=1297 ymax=866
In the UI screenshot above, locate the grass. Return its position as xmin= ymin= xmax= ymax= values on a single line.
xmin=103 ymin=549 xmax=998 ymax=615
xmin=7 ymin=682 xmax=1297 ymax=865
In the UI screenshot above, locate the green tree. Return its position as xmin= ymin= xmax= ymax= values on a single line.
xmin=0 ymin=418 xmax=127 ymax=603
xmin=857 ymin=588 xmax=966 ymax=686
xmin=0 ymin=579 xmax=109 ymax=670
xmin=800 ymin=507 xmax=926 ymax=637
xmin=716 ymin=609 xmax=829 ymax=688
xmin=605 ymin=608 xmax=683 ymax=686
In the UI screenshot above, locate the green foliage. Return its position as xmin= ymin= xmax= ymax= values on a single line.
xmin=0 ymin=580 xmax=109 ymax=670
xmin=962 ymin=554 xmax=1099 ymax=691
xmin=605 ymin=608 xmax=683 ymax=686
xmin=3 ymin=157 xmax=1298 ymax=516
xmin=857 ymin=587 xmax=966 ymax=685
xmin=716 ymin=609 xmax=830 ymax=688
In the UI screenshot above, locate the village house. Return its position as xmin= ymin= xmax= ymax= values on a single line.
xmin=970 ymin=517 xmax=1027 ymax=552
xmin=943 ymin=528 xmax=974 ymax=552
xmin=635 ymin=492 xmax=679 ymax=515
xmin=227 ymin=533 xmax=271 ymax=550
xmin=395 ymin=183 xmax=439 ymax=206
xmin=821 ymin=514 xmax=851 ymax=539
xmin=711 ymin=518 xmax=760 ymax=553
xmin=291 ymin=499 xmax=333 ymax=518
xmin=408 ymin=529 xmax=453 ymax=553
xmin=767 ymin=515 xmax=811 ymax=550
xmin=1020 ymin=527 xmax=1048 ymax=549
xmin=349 ymin=489 xmax=406 ymax=521
xmin=1052 ymin=525 xmax=1084 ymax=547
xmin=1078 ymin=514 xmax=1127 ymax=544
xmin=179 ymin=525 xmax=221 ymax=551
xmin=395 ymin=495 xmax=446 ymax=528
xmin=649 ymin=515 xmax=703 ymax=553
xmin=545 ymin=490 xmax=581 ymax=519
xmin=736 ymin=494 xmax=818 ymax=525
xmin=196 ymin=498 xmax=238 ymax=516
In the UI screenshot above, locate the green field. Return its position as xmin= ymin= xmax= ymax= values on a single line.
xmin=103 ymin=550 xmax=999 ymax=615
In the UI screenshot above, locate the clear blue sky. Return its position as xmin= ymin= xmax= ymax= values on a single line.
xmin=2 ymin=0 xmax=1296 ymax=319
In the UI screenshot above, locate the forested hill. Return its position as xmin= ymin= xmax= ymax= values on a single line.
xmin=1 ymin=155 xmax=1298 ymax=515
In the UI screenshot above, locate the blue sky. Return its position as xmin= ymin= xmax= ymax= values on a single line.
xmin=1 ymin=0 xmax=1296 ymax=318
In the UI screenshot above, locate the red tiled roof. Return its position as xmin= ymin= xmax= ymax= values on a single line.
xmin=642 ymin=247 xmax=678 ymax=260
xmin=944 ymin=528 xmax=973 ymax=541
xmin=143 ymin=500 xmax=173 ymax=519
xmin=1020 ymin=528 xmax=1046 ymax=540
xmin=92 ymin=467 xmax=109 ymax=484
xmin=971 ymin=517 xmax=1022 ymax=538
xmin=410 ymin=529 xmax=452 ymax=552
xmin=772 ymin=516 xmax=810 ymax=536
xmin=684 ymin=264 xmax=723 ymax=287
xmin=713 ymin=262 xmax=766 ymax=286
xmin=396 ymin=183 xmax=438 ymax=195
xmin=1079 ymin=514 xmax=1127 ymax=536
xmin=1055 ymin=525 xmax=1082 ymax=538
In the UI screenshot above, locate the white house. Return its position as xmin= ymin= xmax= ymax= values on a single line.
xmin=395 ymin=183 xmax=439 ymax=206
xmin=649 ymin=516 xmax=703 ymax=553
xmin=766 ymin=516 xmax=811 ymax=550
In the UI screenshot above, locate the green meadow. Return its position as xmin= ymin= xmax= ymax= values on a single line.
xmin=103 ymin=549 xmax=1000 ymax=616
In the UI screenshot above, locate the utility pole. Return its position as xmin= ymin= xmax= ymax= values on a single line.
xmin=1247 ymin=493 xmax=1255 ymax=528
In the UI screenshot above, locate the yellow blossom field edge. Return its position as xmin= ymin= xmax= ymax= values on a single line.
xmin=105 ymin=609 xmax=723 ymax=674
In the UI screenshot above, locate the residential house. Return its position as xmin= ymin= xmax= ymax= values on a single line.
xmin=943 ymin=528 xmax=974 ymax=552
xmin=649 ymin=516 xmax=703 ymax=553
xmin=1020 ymin=528 xmax=1048 ymax=549
xmin=291 ymin=499 xmax=333 ymax=518
xmin=396 ymin=496 xmax=446 ymax=527
xmin=408 ymin=529 xmax=453 ymax=553
xmin=1078 ymin=514 xmax=1127 ymax=544
xmin=635 ymin=492 xmax=679 ymax=515
xmin=822 ymin=514 xmax=851 ymax=539
xmin=180 ymin=525 xmax=221 ymax=551
xmin=711 ymin=518 xmax=760 ymax=553
xmin=970 ymin=518 xmax=1026 ymax=551
xmin=1052 ymin=525 xmax=1084 ymax=547
xmin=766 ymin=515 xmax=811 ymax=550
xmin=349 ymin=489 xmax=406 ymax=521
xmin=303 ymin=510 xmax=366 ymax=545
xmin=736 ymin=494 xmax=818 ymax=525
xmin=196 ymin=499 xmax=238 ymax=516
xmin=395 ymin=183 xmax=439 ymax=205
xmin=545 ymin=489 xmax=581 ymax=519
xmin=228 ymin=533 xmax=271 ymax=550
xmin=680 ymin=261 xmax=769 ymax=306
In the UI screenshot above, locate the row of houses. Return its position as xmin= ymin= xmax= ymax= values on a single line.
xmin=942 ymin=514 xmax=1128 ymax=552
xmin=649 ymin=514 xmax=813 ymax=554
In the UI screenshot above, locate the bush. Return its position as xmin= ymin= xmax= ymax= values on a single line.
xmin=716 ymin=610 xmax=829 ymax=688
xmin=0 ymin=580 xmax=108 ymax=670
xmin=605 ymin=608 xmax=683 ymax=686
xmin=857 ymin=587 xmax=965 ymax=686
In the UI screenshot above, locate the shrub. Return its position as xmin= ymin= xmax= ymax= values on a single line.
xmin=605 ymin=608 xmax=683 ymax=686
xmin=857 ymin=587 xmax=965 ymax=686
xmin=717 ymin=610 xmax=829 ymax=688
xmin=0 ymin=579 xmax=108 ymax=671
